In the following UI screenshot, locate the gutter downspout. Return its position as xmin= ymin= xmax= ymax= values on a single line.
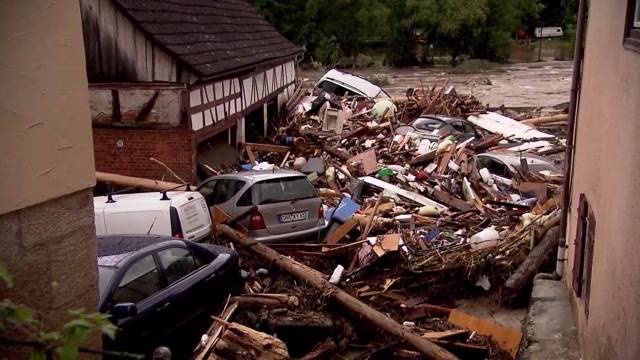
xmin=556 ymin=0 xmax=588 ymax=278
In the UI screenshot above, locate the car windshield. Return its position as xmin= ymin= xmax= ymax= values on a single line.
xmin=98 ymin=266 xmax=116 ymax=299
xmin=254 ymin=177 xmax=316 ymax=205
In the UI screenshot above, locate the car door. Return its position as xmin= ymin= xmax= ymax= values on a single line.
xmin=106 ymin=254 xmax=170 ymax=354
xmin=156 ymin=245 xmax=213 ymax=329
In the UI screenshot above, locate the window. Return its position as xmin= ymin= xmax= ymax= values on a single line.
xmin=253 ymin=177 xmax=317 ymax=205
xmin=624 ymin=0 xmax=640 ymax=52
xmin=317 ymin=81 xmax=350 ymax=97
xmin=572 ymin=194 xmax=596 ymax=317
xmin=112 ymin=255 xmax=163 ymax=304
xmin=199 ymin=179 xmax=245 ymax=206
xmin=236 ymin=189 xmax=253 ymax=206
xmin=158 ymin=247 xmax=202 ymax=285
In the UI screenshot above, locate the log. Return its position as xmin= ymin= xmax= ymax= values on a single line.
xmin=323 ymin=145 xmax=351 ymax=162
xmin=213 ymin=320 xmax=289 ymax=360
xmin=299 ymin=338 xmax=337 ymax=360
xmin=231 ymin=294 xmax=299 ymax=309
xmin=502 ymin=225 xmax=561 ymax=304
xmin=215 ymin=224 xmax=458 ymax=360
xmin=96 ymin=171 xmax=187 ymax=191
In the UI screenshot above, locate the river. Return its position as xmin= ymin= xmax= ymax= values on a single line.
xmin=300 ymin=60 xmax=572 ymax=108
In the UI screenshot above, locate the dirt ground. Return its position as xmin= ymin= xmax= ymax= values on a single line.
xmin=300 ymin=60 xmax=572 ymax=108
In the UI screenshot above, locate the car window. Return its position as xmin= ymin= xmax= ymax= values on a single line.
xmin=413 ymin=118 xmax=445 ymax=132
xmin=198 ymin=180 xmax=216 ymax=199
xmin=158 ymin=247 xmax=202 ymax=285
xmin=254 ymin=177 xmax=316 ymax=205
xmin=201 ymin=179 xmax=245 ymax=205
xmin=236 ymin=188 xmax=253 ymax=206
xmin=317 ymin=81 xmax=349 ymax=96
xmin=463 ymin=122 xmax=476 ymax=135
xmin=112 ymin=255 xmax=163 ymax=304
xmin=478 ymin=157 xmax=512 ymax=179
xmin=450 ymin=121 xmax=466 ymax=133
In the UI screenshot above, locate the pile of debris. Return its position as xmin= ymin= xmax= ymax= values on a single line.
xmin=196 ymin=82 xmax=566 ymax=359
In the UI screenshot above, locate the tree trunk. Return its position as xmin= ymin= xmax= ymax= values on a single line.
xmin=216 ymin=224 xmax=459 ymax=360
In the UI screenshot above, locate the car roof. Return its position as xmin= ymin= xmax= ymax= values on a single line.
xmin=318 ymin=69 xmax=383 ymax=98
xmin=477 ymin=151 xmax=560 ymax=172
xmin=415 ymin=114 xmax=464 ymax=123
xmin=204 ymin=170 xmax=305 ymax=183
xmin=93 ymin=191 xmax=201 ymax=210
xmin=97 ymin=235 xmax=183 ymax=267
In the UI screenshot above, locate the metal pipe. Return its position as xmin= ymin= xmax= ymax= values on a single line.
xmin=557 ymin=0 xmax=588 ymax=278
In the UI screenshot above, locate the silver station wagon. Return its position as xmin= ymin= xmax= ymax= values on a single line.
xmin=198 ymin=170 xmax=327 ymax=243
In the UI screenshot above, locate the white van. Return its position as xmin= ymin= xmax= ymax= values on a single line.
xmin=94 ymin=191 xmax=212 ymax=242
xmin=314 ymin=69 xmax=390 ymax=99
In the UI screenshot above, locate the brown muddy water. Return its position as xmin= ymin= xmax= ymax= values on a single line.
xmin=300 ymin=60 xmax=572 ymax=108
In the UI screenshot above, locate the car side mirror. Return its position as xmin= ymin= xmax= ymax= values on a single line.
xmin=111 ymin=302 xmax=137 ymax=319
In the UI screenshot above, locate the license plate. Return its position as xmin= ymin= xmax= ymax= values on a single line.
xmin=279 ymin=211 xmax=308 ymax=223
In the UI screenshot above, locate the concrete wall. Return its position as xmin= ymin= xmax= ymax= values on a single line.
xmin=0 ymin=0 xmax=99 ymax=354
xmin=565 ymin=0 xmax=640 ymax=359
xmin=0 ymin=0 xmax=96 ymax=216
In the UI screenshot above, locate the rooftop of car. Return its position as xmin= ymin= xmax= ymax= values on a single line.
xmin=204 ymin=170 xmax=305 ymax=183
xmin=97 ymin=235 xmax=182 ymax=267
xmin=93 ymin=190 xmax=201 ymax=208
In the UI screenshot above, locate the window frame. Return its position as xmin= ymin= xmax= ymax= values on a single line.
xmin=624 ymin=0 xmax=640 ymax=52
xmin=156 ymin=246 xmax=204 ymax=286
xmin=109 ymin=254 xmax=165 ymax=306
xmin=571 ymin=193 xmax=596 ymax=317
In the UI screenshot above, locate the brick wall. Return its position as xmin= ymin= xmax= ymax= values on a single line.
xmin=93 ymin=128 xmax=194 ymax=182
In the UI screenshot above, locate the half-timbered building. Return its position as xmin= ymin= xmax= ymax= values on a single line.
xmin=80 ymin=0 xmax=302 ymax=181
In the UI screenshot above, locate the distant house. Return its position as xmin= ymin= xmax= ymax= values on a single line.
xmin=80 ymin=0 xmax=303 ymax=182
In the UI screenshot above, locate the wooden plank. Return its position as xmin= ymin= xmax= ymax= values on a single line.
xmin=324 ymin=218 xmax=358 ymax=246
xmin=448 ymin=309 xmax=522 ymax=359
xmin=245 ymin=142 xmax=290 ymax=153
xmin=422 ymin=330 xmax=468 ymax=340
xmin=212 ymin=206 xmax=232 ymax=225
xmin=429 ymin=189 xmax=473 ymax=212
xmin=245 ymin=145 xmax=257 ymax=165
xmin=347 ymin=149 xmax=378 ymax=175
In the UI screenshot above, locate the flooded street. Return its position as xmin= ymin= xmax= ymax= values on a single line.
xmin=302 ymin=60 xmax=572 ymax=108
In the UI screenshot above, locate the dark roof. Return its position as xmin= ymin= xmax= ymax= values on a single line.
xmin=112 ymin=0 xmax=303 ymax=79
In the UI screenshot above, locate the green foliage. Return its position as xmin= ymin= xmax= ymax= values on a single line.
xmin=0 ymin=263 xmax=118 ymax=359
xmin=252 ymin=0 xmax=576 ymax=66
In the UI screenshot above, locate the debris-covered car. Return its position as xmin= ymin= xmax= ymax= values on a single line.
xmin=97 ymin=235 xmax=242 ymax=358
xmin=94 ymin=191 xmax=212 ymax=242
xmin=314 ymin=69 xmax=390 ymax=99
xmin=397 ymin=114 xmax=481 ymax=142
xmin=198 ymin=170 xmax=328 ymax=243
xmin=477 ymin=151 xmax=562 ymax=184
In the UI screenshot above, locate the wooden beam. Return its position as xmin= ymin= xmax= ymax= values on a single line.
xmin=95 ymin=171 xmax=187 ymax=191
xmin=245 ymin=142 xmax=290 ymax=153
xmin=215 ymin=224 xmax=459 ymax=360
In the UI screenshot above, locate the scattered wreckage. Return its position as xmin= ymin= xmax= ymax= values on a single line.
xmin=96 ymin=70 xmax=569 ymax=359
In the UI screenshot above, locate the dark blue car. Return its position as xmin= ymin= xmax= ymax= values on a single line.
xmin=97 ymin=235 xmax=242 ymax=358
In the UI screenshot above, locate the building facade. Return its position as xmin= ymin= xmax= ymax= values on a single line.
xmin=564 ymin=0 xmax=640 ymax=359
xmin=0 ymin=0 xmax=99 ymax=353
xmin=81 ymin=0 xmax=302 ymax=182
